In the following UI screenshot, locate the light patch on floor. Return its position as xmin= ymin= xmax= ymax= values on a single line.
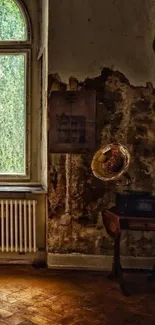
xmin=0 ymin=266 xmax=154 ymax=324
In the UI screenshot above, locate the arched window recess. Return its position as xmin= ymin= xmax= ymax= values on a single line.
xmin=0 ymin=0 xmax=36 ymax=181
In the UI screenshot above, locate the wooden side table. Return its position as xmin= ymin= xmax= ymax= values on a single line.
xmin=103 ymin=208 xmax=155 ymax=296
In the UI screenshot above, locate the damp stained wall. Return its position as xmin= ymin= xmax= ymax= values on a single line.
xmin=48 ymin=0 xmax=155 ymax=257
xmin=49 ymin=0 xmax=155 ymax=86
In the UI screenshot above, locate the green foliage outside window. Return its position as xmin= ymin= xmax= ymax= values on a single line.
xmin=0 ymin=0 xmax=26 ymax=41
xmin=0 ymin=0 xmax=26 ymax=174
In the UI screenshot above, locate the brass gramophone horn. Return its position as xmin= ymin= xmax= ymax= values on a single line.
xmin=91 ymin=143 xmax=131 ymax=182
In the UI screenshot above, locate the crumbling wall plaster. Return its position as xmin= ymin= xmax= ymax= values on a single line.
xmin=48 ymin=68 xmax=155 ymax=256
xmin=48 ymin=0 xmax=155 ymax=257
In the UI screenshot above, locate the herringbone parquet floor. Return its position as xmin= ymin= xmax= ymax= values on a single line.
xmin=0 ymin=266 xmax=154 ymax=324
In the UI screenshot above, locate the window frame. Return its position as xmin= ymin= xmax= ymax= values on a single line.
xmin=0 ymin=0 xmax=41 ymax=184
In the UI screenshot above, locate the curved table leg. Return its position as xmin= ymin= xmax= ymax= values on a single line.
xmin=113 ymin=234 xmax=130 ymax=296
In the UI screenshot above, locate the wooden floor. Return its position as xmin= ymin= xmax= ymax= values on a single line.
xmin=0 ymin=266 xmax=154 ymax=324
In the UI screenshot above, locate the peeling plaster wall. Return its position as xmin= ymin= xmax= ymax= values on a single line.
xmin=48 ymin=0 xmax=155 ymax=257
xmin=48 ymin=70 xmax=155 ymax=256
xmin=49 ymin=0 xmax=155 ymax=86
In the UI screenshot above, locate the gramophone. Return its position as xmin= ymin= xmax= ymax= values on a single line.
xmin=91 ymin=143 xmax=131 ymax=183
xmin=91 ymin=143 xmax=155 ymax=217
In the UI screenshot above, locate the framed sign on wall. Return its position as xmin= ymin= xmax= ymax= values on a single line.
xmin=48 ymin=91 xmax=96 ymax=153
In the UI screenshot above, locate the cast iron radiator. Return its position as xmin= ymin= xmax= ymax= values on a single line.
xmin=0 ymin=200 xmax=37 ymax=253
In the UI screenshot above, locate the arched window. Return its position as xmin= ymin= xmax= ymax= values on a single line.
xmin=0 ymin=0 xmax=27 ymax=41
xmin=0 ymin=0 xmax=40 ymax=182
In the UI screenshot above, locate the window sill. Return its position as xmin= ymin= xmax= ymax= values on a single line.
xmin=0 ymin=186 xmax=47 ymax=194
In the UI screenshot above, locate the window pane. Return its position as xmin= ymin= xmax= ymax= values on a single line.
xmin=0 ymin=54 xmax=26 ymax=175
xmin=0 ymin=0 xmax=26 ymax=41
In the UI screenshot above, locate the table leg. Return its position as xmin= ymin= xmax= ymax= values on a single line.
xmin=114 ymin=234 xmax=130 ymax=296
xmin=147 ymin=264 xmax=155 ymax=282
